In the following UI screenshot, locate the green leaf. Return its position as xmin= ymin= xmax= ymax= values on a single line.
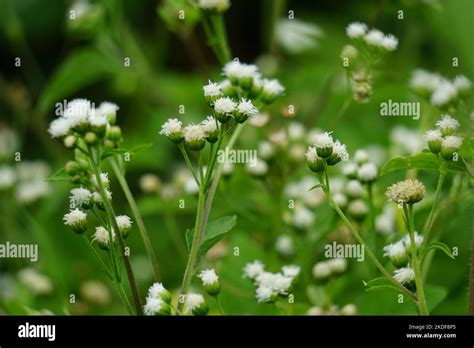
xmin=380 ymin=153 xmax=440 ymax=176
xmin=381 ymin=152 xmax=471 ymax=176
xmin=425 ymin=285 xmax=448 ymax=312
xmin=185 ymin=215 xmax=237 ymax=255
xmin=37 ymin=48 xmax=119 ymax=114
xmin=363 ymin=277 xmax=403 ymax=294
xmin=101 ymin=143 xmax=153 ymax=160
xmin=46 ymin=167 xmax=69 ymax=182
xmin=421 ymin=242 xmax=455 ymax=261
xmin=306 ymin=285 xmax=328 ymax=306
xmin=199 ymin=215 xmax=237 ymax=255
xmin=308 ymin=183 xmax=325 ymax=192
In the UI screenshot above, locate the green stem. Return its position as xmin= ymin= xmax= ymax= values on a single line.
xmin=422 ymin=171 xmax=446 ymax=243
xmin=209 ymin=14 xmax=231 ymax=63
xmin=114 ymin=281 xmax=134 ymax=315
xmin=366 ymin=183 xmax=377 ymax=266
xmin=215 ymin=296 xmax=225 ymax=315
xmin=326 ymin=188 xmax=417 ymax=302
xmin=406 ymin=204 xmax=429 ymax=315
xmin=81 ymin=235 xmax=114 ymax=281
xmin=178 ymin=143 xmax=201 ymax=186
xmin=111 ymin=159 xmax=161 ymax=281
xmin=89 ymin=147 xmax=143 ymax=315
xmin=177 ymin=189 xmax=207 ymax=312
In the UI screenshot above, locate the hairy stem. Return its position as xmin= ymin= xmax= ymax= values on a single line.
xmin=111 ymin=159 xmax=161 ymax=281
xmin=406 ymin=204 xmax=429 ymax=315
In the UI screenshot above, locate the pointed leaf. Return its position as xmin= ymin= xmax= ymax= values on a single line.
xmin=421 ymin=241 xmax=455 ymax=261
xmin=199 ymin=215 xmax=237 ymax=255
xmin=363 ymin=277 xmax=403 ymax=294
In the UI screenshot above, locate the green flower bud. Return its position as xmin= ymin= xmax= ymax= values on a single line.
xmin=65 ymin=161 xmax=81 ymax=176
xmin=64 ymin=135 xmax=77 ymax=149
xmin=84 ymin=131 xmax=99 ymax=146
xmin=198 ymin=269 xmax=220 ymax=296
xmin=106 ymin=126 xmax=122 ymax=142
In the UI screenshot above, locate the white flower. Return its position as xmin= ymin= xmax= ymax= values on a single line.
xmin=63 ymin=99 xmax=91 ymax=127
xmin=341 ymin=162 xmax=358 ymax=177
xmin=256 ymin=285 xmax=274 ymax=303
xmin=160 ymin=118 xmax=182 ymax=136
xmin=213 ymin=97 xmax=236 ymax=114
xmin=409 ymin=69 xmax=443 ymax=93
xmin=346 ymin=22 xmax=367 ymax=39
xmin=18 ymin=268 xmax=53 ymax=295
xmin=364 ymin=29 xmax=384 ymax=47
xmin=275 ymin=19 xmax=323 ymax=53
xmin=147 ymin=282 xmax=167 ymax=299
xmin=237 ymin=99 xmax=258 ymax=117
xmin=357 ymin=162 xmax=377 ymax=182
xmin=386 ymin=179 xmax=425 ymax=204
xmin=198 ymin=0 xmax=230 ymax=12
xmin=381 ymin=34 xmax=398 ymax=51
xmin=282 ymin=265 xmax=300 ymax=278
xmin=185 ymin=293 xmax=205 ymax=312
xmin=183 ymin=124 xmax=206 ymax=142
xmin=393 ymin=267 xmax=415 ymax=284
xmin=327 ymin=258 xmax=347 ymax=273
xmin=275 ymin=235 xmax=294 ymax=256
xmin=223 ymin=61 xmax=260 ymax=80
xmin=288 ymin=122 xmax=305 ymax=140
xmin=246 ymin=158 xmax=268 ymax=176
xmin=249 ymin=112 xmax=270 ymax=127
xmin=258 ymin=141 xmax=275 ymax=160
xmin=292 ymin=205 xmax=315 ymax=229
xmin=403 ymin=232 xmax=424 ymax=249
xmin=354 ymin=149 xmax=369 ymax=163
xmin=340 ymin=304 xmax=358 ymax=316
xmin=332 ymin=140 xmax=349 ymax=161
xmin=424 ymin=129 xmax=442 ymax=142
xmin=203 ymin=80 xmax=223 ymax=98
xmin=48 ymin=118 xmax=72 ymax=138
xmin=441 ymin=135 xmax=463 ymax=149
xmin=436 ymin=115 xmax=460 ymax=132
xmin=96 ymin=101 xmax=119 ymax=117
xmin=89 ymin=114 xmax=108 ymax=127
xmin=346 ymin=179 xmax=365 ymax=197
xmin=91 ymin=172 xmax=109 ymax=188
xmin=333 ymin=192 xmax=348 ymax=207
xmin=269 ymin=129 xmax=288 ymax=147
xmin=15 ymin=181 xmax=51 ymax=204
xmin=69 ymin=187 xmax=92 ymax=208
xmin=200 ymin=116 xmax=218 ymax=134
xmin=144 ymin=297 xmax=165 ymax=316
xmin=312 ymin=261 xmax=331 ymax=279
xmin=92 ymin=190 xmax=112 ymax=203
xmin=243 ymin=260 xmax=265 ymax=279
xmin=313 ymin=131 xmax=334 ymax=149
xmin=63 ymin=208 xmax=87 ymax=226
xmin=383 ymin=241 xmax=406 ymax=258
xmin=93 ymin=226 xmax=114 ymax=245
xmin=271 ymin=273 xmax=293 ymax=294
xmin=198 ymin=269 xmax=219 ymax=285
xmin=453 ymin=75 xmax=471 ymax=92
xmin=0 ymin=166 xmax=16 ymax=189
xmin=347 ymin=199 xmax=368 ymax=216
xmin=116 ymin=215 xmax=132 ymax=230
xmin=431 ymin=81 xmax=457 ymax=107
xmin=262 ymin=79 xmax=285 ymax=97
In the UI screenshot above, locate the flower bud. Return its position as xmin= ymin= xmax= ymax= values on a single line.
xmin=313 ymin=132 xmax=334 ymax=158
xmin=383 ymin=241 xmax=407 ymax=268
xmin=198 ymin=269 xmax=221 ymax=296
xmin=183 ymin=124 xmax=206 ymax=151
xmin=84 ymin=131 xmax=99 ymax=146
xmin=424 ymin=130 xmax=442 ymax=154
xmin=65 ymin=161 xmax=81 ymax=176
xmin=63 ymin=135 xmax=77 ymax=149
xmin=160 ymin=118 xmax=184 ymax=144
xmin=93 ymin=226 xmax=114 ymax=250
xmin=106 ymin=125 xmax=122 ymax=142
xmin=353 ymin=82 xmax=372 ymax=103
xmin=144 ymin=297 xmax=171 ymax=316
xmin=347 ymin=199 xmax=368 ymax=221
xmin=147 ymin=282 xmax=172 ymax=304
xmin=305 ymin=147 xmax=324 ymax=173
xmin=441 ymin=136 xmax=462 ymax=160
xmin=213 ymin=97 xmax=236 ymax=124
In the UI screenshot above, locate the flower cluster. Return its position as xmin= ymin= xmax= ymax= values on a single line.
xmin=383 ymin=232 xmax=424 ymax=268
xmin=160 ymin=60 xmax=284 ymax=154
xmin=243 ymin=261 xmax=300 ymax=303
xmin=410 ymin=69 xmax=471 ymax=110
xmin=143 ymin=282 xmax=172 ymax=316
xmin=342 ymin=22 xmax=398 ymax=103
xmin=424 ymin=115 xmax=463 ymax=160
xmin=305 ymin=131 xmax=349 ymax=173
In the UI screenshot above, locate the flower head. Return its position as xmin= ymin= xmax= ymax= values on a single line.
xmin=203 ymin=80 xmax=223 ymax=101
xmin=381 ymin=34 xmax=398 ymax=51
xmin=200 ymin=116 xmax=219 ymax=143
xmin=116 ymin=215 xmax=132 ymax=238
xmin=183 ymin=124 xmax=206 ymax=151
xmin=364 ymin=29 xmax=384 ymax=47
xmin=185 ymin=293 xmax=209 ymax=315
xmin=160 ymin=118 xmax=184 ymax=143
xmin=313 ymin=132 xmax=334 ymax=157
xmin=48 ymin=118 xmax=72 ymax=138
xmin=243 ymin=260 xmax=264 ymax=279
xmin=327 ymin=139 xmax=349 ymax=165
xmin=213 ymin=97 xmax=236 ymax=122
xmin=346 ymin=22 xmax=367 ymax=39
xmin=261 ymin=79 xmax=285 ymax=103
xmin=92 ymin=226 xmax=114 ymax=249
xmin=63 ymin=208 xmax=87 ymax=234
xmin=357 ymin=162 xmax=377 ymax=183
xmin=436 ymin=115 xmax=459 ymax=135
xmin=144 ymin=297 xmax=170 ymax=316
xmin=386 ymin=178 xmax=425 ymax=205
xmin=256 ymin=285 xmax=276 ymax=303
xmin=282 ymin=265 xmax=300 ymax=278
xmin=147 ymin=282 xmax=172 ymax=303
xmin=403 ymin=232 xmax=424 ymax=253
xmin=431 ymin=81 xmax=457 ymax=107
xmin=383 ymin=240 xmax=407 ymax=267
xmin=305 ymin=146 xmax=324 ymax=173
xmin=393 ymin=267 xmax=415 ymax=285
xmin=235 ymin=99 xmax=258 ymax=123
xmin=69 ymin=187 xmax=92 ymax=209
